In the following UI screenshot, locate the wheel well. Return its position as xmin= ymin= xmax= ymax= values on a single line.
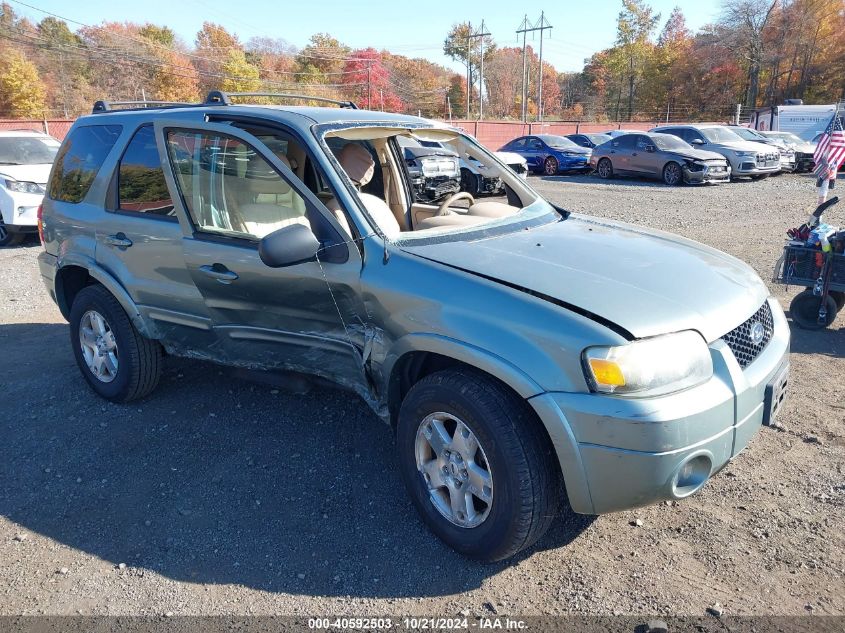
xmin=55 ymin=265 xmax=97 ymax=320
xmin=386 ymin=350 xmax=563 ymax=483
xmin=388 ymin=352 xmax=461 ymax=426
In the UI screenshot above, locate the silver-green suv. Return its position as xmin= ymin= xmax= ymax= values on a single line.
xmin=38 ymin=93 xmax=790 ymax=561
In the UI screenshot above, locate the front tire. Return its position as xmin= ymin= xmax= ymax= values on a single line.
xmin=460 ymin=168 xmax=479 ymax=195
xmin=0 ymin=218 xmax=25 ymax=247
xmin=662 ymin=161 xmax=683 ymax=186
xmin=543 ymin=156 xmax=559 ymax=175
xmin=69 ymin=285 xmax=163 ymax=402
xmin=396 ymin=369 xmax=560 ymax=562
xmin=596 ymin=158 xmax=613 ymax=179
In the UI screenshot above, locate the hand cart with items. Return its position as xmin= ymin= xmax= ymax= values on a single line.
xmin=774 ymin=196 xmax=845 ymax=329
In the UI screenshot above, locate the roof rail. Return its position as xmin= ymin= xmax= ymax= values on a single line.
xmin=204 ymin=91 xmax=358 ymax=109
xmin=92 ymin=100 xmax=196 ymax=114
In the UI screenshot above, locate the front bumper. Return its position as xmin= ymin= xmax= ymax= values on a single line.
xmin=684 ymin=164 xmax=731 ymax=184
xmin=529 ymin=297 xmax=790 ymax=515
xmin=559 ymin=155 xmax=591 ymax=171
xmin=732 ymin=159 xmax=781 ymax=176
xmin=0 ymin=188 xmax=42 ymax=227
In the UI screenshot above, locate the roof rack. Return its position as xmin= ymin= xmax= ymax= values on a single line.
xmin=92 ymin=100 xmax=194 ymax=113
xmin=204 ymin=91 xmax=358 ymax=109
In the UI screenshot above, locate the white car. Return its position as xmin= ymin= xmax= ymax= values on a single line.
xmin=403 ymin=137 xmax=528 ymax=195
xmin=0 ymin=130 xmax=60 ymax=246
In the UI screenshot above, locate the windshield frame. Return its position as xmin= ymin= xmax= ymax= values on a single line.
xmin=313 ymin=120 xmax=561 ymax=244
xmin=0 ymin=135 xmax=60 ymax=165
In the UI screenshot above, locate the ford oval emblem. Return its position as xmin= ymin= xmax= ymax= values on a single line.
xmin=750 ymin=322 xmax=765 ymax=345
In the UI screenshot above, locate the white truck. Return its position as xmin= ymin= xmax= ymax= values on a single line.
xmin=750 ymin=102 xmax=836 ymax=141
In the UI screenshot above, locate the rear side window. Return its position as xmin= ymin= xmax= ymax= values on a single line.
xmin=118 ymin=126 xmax=175 ymax=219
xmin=48 ymin=124 xmax=122 ymax=203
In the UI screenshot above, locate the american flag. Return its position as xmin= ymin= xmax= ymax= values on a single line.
xmin=813 ymin=110 xmax=845 ymax=179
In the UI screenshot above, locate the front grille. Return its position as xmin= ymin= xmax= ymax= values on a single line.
xmin=721 ymin=302 xmax=774 ymax=369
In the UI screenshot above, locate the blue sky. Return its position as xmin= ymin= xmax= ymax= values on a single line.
xmin=9 ymin=0 xmax=724 ymax=73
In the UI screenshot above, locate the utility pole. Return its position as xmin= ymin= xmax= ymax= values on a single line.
xmin=367 ymin=62 xmax=372 ymax=110
xmin=516 ymin=15 xmax=530 ymax=123
xmin=469 ymin=20 xmax=491 ymax=120
xmin=465 ymin=22 xmax=472 ymax=120
xmin=517 ymin=13 xmax=552 ymax=122
xmin=536 ymin=11 xmax=552 ymax=122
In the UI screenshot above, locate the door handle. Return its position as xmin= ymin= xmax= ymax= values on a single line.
xmin=199 ymin=264 xmax=239 ymax=284
xmin=103 ymin=233 xmax=132 ymax=248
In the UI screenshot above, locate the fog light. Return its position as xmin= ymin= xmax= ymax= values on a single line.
xmin=672 ymin=454 xmax=711 ymax=497
xmin=17 ymin=206 xmax=25 ymax=216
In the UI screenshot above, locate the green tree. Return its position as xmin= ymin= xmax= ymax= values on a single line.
xmin=443 ymin=22 xmax=495 ymax=96
xmin=615 ymin=0 xmax=660 ymax=120
xmin=0 ymin=48 xmax=47 ymax=117
xmin=220 ymin=49 xmax=260 ymax=93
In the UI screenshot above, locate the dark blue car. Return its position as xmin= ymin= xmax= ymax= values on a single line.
xmin=499 ymin=134 xmax=592 ymax=175
xmin=566 ymin=133 xmax=612 ymax=149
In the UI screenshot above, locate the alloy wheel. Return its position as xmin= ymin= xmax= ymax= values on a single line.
xmin=544 ymin=157 xmax=558 ymax=175
xmin=415 ymin=412 xmax=493 ymax=528
xmin=664 ymin=162 xmax=682 ymax=185
xmin=79 ymin=310 xmax=119 ymax=383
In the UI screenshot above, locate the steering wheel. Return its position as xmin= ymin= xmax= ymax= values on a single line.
xmin=436 ymin=191 xmax=475 ymax=216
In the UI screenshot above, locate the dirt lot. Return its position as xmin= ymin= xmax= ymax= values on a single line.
xmin=0 ymin=172 xmax=843 ymax=619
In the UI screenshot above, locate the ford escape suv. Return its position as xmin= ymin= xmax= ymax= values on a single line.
xmin=38 ymin=93 xmax=790 ymax=561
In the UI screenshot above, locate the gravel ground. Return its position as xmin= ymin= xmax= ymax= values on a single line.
xmin=0 ymin=172 xmax=843 ymax=619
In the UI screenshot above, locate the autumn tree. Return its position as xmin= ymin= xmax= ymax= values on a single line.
xmin=720 ymin=0 xmax=778 ymax=108
xmin=0 ymin=48 xmax=47 ymax=117
xmin=615 ymin=0 xmax=660 ymax=120
xmin=194 ymin=22 xmax=240 ymax=93
xmin=220 ymin=49 xmax=260 ymax=93
xmin=443 ymin=22 xmax=495 ymax=114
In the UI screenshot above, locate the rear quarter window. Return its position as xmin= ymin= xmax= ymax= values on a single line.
xmin=48 ymin=124 xmax=122 ymax=203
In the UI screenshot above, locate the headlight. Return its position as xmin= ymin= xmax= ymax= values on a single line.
xmin=684 ymin=160 xmax=705 ymax=172
xmin=735 ymin=151 xmax=757 ymax=158
xmin=582 ymin=331 xmax=712 ymax=397
xmin=3 ymin=178 xmax=45 ymax=194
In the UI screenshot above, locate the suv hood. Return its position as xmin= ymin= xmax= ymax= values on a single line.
xmin=0 ymin=163 xmax=52 ymax=185
xmin=402 ymin=216 xmax=767 ymax=342
xmin=713 ymin=140 xmax=775 ymax=153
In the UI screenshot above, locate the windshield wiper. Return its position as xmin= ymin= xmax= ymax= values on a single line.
xmin=0 ymin=161 xmax=23 ymax=165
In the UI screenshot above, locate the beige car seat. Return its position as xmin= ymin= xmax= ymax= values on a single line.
xmin=239 ymin=154 xmax=310 ymax=238
xmin=331 ymin=143 xmax=401 ymax=239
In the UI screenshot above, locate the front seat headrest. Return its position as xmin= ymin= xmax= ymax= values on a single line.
xmin=336 ymin=143 xmax=374 ymax=188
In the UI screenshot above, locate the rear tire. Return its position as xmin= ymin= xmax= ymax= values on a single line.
xmin=789 ymin=290 xmax=838 ymax=330
xmin=69 ymin=284 xmax=163 ymax=402
xmin=396 ymin=368 xmax=561 ymax=562
xmin=596 ymin=158 xmax=613 ymax=179
xmin=830 ymin=291 xmax=845 ymax=311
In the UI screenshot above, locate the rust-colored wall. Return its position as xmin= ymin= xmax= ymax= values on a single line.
xmin=2 ymin=118 xmax=722 ymax=150
xmin=0 ymin=119 xmax=74 ymax=140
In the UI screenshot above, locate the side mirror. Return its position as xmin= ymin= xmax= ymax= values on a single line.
xmin=691 ymin=138 xmax=705 ymax=146
xmin=258 ymin=223 xmax=320 ymax=268
xmin=645 ymin=145 xmax=656 ymax=153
